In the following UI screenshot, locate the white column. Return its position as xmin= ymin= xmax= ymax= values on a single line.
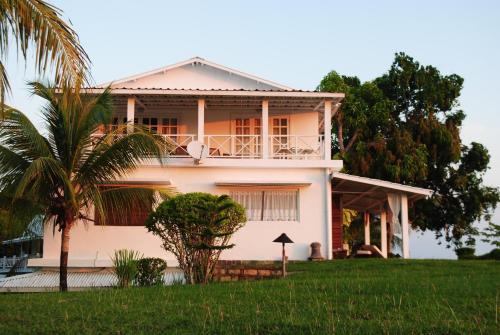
xmin=126 ymin=97 xmax=135 ymax=134
xmin=401 ymin=193 xmax=410 ymax=259
xmin=364 ymin=212 xmax=371 ymax=245
xmin=380 ymin=210 xmax=388 ymax=258
xmin=324 ymin=100 xmax=332 ymax=160
xmin=197 ymin=99 xmax=205 ymax=142
xmin=262 ymin=100 xmax=269 ymax=159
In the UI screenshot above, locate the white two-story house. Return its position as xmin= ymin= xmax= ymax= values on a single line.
xmin=29 ymin=57 xmax=432 ymax=269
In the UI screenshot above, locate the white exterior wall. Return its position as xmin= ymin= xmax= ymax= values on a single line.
xmin=31 ymin=166 xmax=330 ymax=268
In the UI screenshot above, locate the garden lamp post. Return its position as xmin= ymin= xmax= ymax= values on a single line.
xmin=273 ymin=233 xmax=294 ymax=277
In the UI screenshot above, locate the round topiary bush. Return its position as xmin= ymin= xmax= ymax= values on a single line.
xmin=135 ymin=257 xmax=167 ymax=286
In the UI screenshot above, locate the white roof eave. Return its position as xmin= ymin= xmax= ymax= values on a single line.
xmin=331 ymin=172 xmax=433 ymax=197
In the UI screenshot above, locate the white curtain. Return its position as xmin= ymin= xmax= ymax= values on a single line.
xmin=230 ymin=191 xmax=263 ymax=221
xmin=263 ymin=190 xmax=299 ymax=221
xmin=230 ymin=190 xmax=299 ymax=221
xmin=387 ymin=193 xmax=402 ymax=236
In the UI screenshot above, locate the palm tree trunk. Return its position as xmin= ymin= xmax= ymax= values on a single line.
xmin=59 ymin=222 xmax=72 ymax=292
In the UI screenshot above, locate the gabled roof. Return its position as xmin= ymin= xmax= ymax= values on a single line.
xmin=99 ymin=57 xmax=294 ymax=91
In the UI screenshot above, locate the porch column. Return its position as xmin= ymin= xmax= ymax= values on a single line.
xmin=380 ymin=210 xmax=388 ymax=258
xmin=364 ymin=212 xmax=371 ymax=245
xmin=197 ymin=99 xmax=205 ymax=142
xmin=262 ymin=100 xmax=269 ymax=159
xmin=324 ymin=100 xmax=332 ymax=160
xmin=126 ymin=97 xmax=135 ymax=134
xmin=401 ymin=193 xmax=410 ymax=258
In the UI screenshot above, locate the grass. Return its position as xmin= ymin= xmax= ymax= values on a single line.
xmin=0 ymin=260 xmax=499 ymax=334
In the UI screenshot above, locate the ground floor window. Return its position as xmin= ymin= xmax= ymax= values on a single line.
xmin=230 ymin=190 xmax=299 ymax=221
xmin=94 ymin=188 xmax=153 ymax=226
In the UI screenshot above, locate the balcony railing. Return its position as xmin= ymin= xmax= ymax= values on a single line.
xmin=269 ymin=135 xmax=324 ymax=160
xmin=205 ymin=135 xmax=261 ymax=158
xmin=161 ymin=134 xmax=197 ymax=157
xmin=93 ymin=130 xmax=325 ymax=160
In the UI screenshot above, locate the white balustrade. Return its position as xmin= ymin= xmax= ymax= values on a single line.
xmin=204 ymin=135 xmax=261 ymax=158
xmin=269 ymin=135 xmax=324 ymax=159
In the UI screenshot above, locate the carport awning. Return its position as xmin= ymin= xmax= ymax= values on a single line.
xmin=215 ymin=181 xmax=311 ymax=187
xmin=331 ymin=172 xmax=433 ymax=212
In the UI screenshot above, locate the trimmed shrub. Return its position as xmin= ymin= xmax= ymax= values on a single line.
xmin=146 ymin=193 xmax=246 ymax=284
xmin=455 ymin=247 xmax=476 ymax=260
xmin=112 ymin=249 xmax=142 ymax=288
xmin=136 ymin=257 xmax=167 ymax=286
xmin=478 ymin=248 xmax=500 ymax=260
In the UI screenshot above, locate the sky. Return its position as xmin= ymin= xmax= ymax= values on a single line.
xmin=5 ymin=0 xmax=500 ymax=258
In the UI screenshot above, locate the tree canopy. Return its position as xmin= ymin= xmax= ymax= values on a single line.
xmin=318 ymin=52 xmax=499 ymax=246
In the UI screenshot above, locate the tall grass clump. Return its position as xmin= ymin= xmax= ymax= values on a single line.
xmin=112 ymin=249 xmax=142 ymax=288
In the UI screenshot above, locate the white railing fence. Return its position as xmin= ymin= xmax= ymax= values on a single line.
xmin=1 ymin=255 xmax=29 ymax=273
xmin=92 ymin=132 xmax=326 ymax=159
xmin=269 ymin=135 xmax=324 ymax=159
xmin=205 ymin=135 xmax=261 ymax=158
xmin=160 ymin=134 xmax=197 ymax=157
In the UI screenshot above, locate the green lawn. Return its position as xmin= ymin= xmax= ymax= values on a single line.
xmin=0 ymin=260 xmax=499 ymax=334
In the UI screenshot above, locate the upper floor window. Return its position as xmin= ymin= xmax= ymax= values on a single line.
xmin=230 ymin=189 xmax=299 ymax=222
xmin=161 ymin=117 xmax=178 ymax=135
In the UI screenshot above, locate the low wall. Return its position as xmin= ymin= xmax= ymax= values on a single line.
xmin=213 ymin=260 xmax=283 ymax=282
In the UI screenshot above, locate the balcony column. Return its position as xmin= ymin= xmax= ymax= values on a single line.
xmin=324 ymin=100 xmax=332 ymax=160
xmin=197 ymin=99 xmax=205 ymax=142
xmin=126 ymin=97 xmax=135 ymax=134
xmin=262 ymin=100 xmax=269 ymax=159
xmin=401 ymin=193 xmax=410 ymax=259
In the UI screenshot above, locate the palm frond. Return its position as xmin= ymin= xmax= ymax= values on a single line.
xmin=77 ymin=130 xmax=166 ymax=186
xmin=0 ymin=106 xmax=53 ymax=160
xmin=0 ymin=144 xmax=30 ymax=192
xmin=13 ymin=156 xmax=75 ymax=211
xmin=0 ymin=0 xmax=90 ymax=94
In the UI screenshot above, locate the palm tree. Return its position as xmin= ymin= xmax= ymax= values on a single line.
xmin=0 ymin=82 xmax=168 ymax=291
xmin=0 ymin=0 xmax=89 ymax=103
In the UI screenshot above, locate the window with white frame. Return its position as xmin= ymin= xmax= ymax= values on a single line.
xmin=230 ymin=189 xmax=299 ymax=221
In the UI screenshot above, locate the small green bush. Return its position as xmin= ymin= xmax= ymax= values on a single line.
xmin=455 ymin=247 xmax=475 ymax=259
xmin=135 ymin=257 xmax=167 ymax=286
xmin=478 ymin=248 xmax=500 ymax=260
xmin=112 ymin=249 xmax=142 ymax=288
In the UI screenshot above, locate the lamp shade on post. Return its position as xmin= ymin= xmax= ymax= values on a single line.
xmin=273 ymin=233 xmax=294 ymax=277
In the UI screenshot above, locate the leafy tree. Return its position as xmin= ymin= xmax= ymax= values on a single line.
xmin=146 ymin=193 xmax=246 ymax=284
xmin=0 ymin=194 xmax=41 ymax=242
xmin=319 ymin=53 xmax=500 ymax=247
xmin=481 ymin=223 xmax=500 ymax=248
xmin=0 ymin=0 xmax=89 ymax=104
xmin=0 ymin=82 xmax=167 ymax=291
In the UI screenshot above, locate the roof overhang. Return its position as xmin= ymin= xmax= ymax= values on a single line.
xmin=331 ymin=172 xmax=433 ymax=212
xmin=98 ymin=180 xmax=172 ymax=188
xmin=81 ymin=88 xmax=344 ymax=99
xmin=215 ymin=181 xmax=311 ymax=187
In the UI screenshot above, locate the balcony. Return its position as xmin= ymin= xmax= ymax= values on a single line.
xmin=155 ymin=134 xmax=325 ymax=160
xmin=94 ymin=92 xmax=343 ymax=164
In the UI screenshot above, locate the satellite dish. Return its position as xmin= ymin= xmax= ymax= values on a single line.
xmin=187 ymin=140 xmax=208 ymax=163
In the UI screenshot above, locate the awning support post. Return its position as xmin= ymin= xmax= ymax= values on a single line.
xmin=364 ymin=212 xmax=371 ymax=245
xmin=401 ymin=193 xmax=410 ymax=259
xmin=380 ymin=210 xmax=388 ymax=258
